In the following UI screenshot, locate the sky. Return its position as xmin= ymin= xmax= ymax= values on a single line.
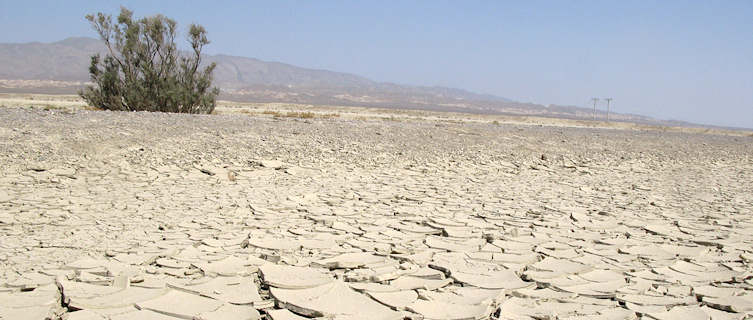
xmin=1 ymin=1 xmax=752 ymax=128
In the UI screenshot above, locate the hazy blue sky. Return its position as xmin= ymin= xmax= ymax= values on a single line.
xmin=1 ymin=1 xmax=752 ymax=128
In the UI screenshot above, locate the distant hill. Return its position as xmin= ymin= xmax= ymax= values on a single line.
xmin=0 ymin=37 xmax=667 ymax=123
xmin=0 ymin=37 xmax=105 ymax=81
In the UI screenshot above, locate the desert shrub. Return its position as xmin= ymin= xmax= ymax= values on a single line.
xmin=258 ymin=110 xmax=339 ymax=119
xmin=80 ymin=7 xmax=219 ymax=113
xmin=285 ymin=111 xmax=316 ymax=118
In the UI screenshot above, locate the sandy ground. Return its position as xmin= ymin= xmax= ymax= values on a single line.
xmin=1 ymin=97 xmax=753 ymax=319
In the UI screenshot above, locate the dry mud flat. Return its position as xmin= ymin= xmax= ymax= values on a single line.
xmin=1 ymin=107 xmax=752 ymax=320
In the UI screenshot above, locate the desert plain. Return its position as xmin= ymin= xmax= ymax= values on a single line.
xmin=1 ymin=94 xmax=752 ymax=320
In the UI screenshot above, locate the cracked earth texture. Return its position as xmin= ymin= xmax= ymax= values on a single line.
xmin=1 ymin=107 xmax=752 ymax=320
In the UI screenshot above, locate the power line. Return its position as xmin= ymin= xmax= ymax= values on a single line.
xmin=591 ymin=98 xmax=599 ymax=121
xmin=604 ymin=98 xmax=613 ymax=121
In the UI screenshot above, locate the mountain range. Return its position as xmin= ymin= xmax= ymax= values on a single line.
xmin=1 ymin=37 xmax=665 ymax=123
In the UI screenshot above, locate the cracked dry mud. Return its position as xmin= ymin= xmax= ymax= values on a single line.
xmin=1 ymin=107 xmax=752 ymax=320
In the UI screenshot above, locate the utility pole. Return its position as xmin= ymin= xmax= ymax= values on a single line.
xmin=604 ymin=98 xmax=613 ymax=121
xmin=591 ymin=98 xmax=599 ymax=121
